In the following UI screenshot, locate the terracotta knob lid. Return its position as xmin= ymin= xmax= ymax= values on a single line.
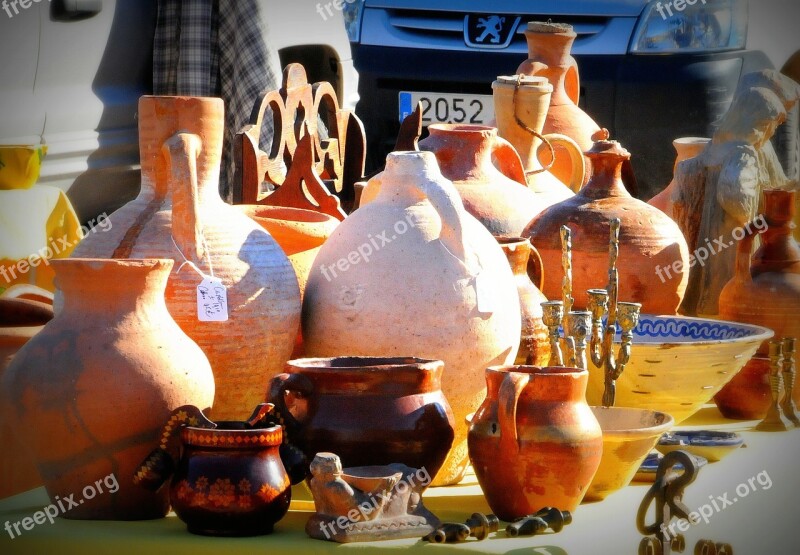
xmin=527 ymin=21 xmax=574 ymax=34
xmin=585 ymin=130 xmax=631 ymax=160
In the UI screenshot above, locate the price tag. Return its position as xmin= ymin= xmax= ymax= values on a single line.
xmin=474 ymin=272 xmax=497 ymax=314
xmin=197 ymin=276 xmax=228 ymax=322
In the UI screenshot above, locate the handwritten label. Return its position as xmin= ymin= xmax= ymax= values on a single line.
xmin=474 ymin=272 xmax=497 ymax=314
xmin=197 ymin=276 xmax=228 ymax=322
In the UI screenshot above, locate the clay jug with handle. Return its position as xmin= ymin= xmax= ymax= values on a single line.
xmin=493 ymin=75 xmax=585 ymax=203
xmin=302 ymin=151 xmax=521 ymax=486
xmin=418 ymin=124 xmax=541 ymax=236
xmin=468 ymin=365 xmax=602 ymax=521
xmin=68 ymin=96 xmax=301 ymax=421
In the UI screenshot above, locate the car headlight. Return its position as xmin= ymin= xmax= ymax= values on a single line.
xmin=630 ymin=0 xmax=748 ymax=53
xmin=343 ymin=0 xmax=365 ymax=43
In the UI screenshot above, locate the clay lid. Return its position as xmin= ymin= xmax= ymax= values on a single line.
xmin=586 ymin=129 xmax=631 ymax=160
xmin=527 ymin=21 xmax=574 ymax=34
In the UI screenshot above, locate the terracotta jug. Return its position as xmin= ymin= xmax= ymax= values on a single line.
xmin=517 ymin=22 xmax=601 ymax=186
xmin=648 ymin=137 xmax=710 ymax=218
xmin=468 ymin=365 xmax=603 ymax=521
xmin=268 ymin=357 xmax=455 ymax=480
xmin=302 ymin=151 xmax=521 ymax=486
xmin=718 ymin=189 xmax=800 ymax=404
xmin=1 ymin=258 xmax=215 ymax=519
xmin=418 ymin=124 xmax=542 ymax=235
xmin=523 ymin=136 xmax=691 ymax=314
xmin=714 ymin=356 xmax=772 ymax=420
xmin=493 ymin=75 xmax=585 ymax=202
xmin=497 ymin=236 xmax=550 ymax=366
xmin=68 ymin=96 xmax=301 ymax=421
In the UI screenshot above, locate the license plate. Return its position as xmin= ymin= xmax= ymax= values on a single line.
xmin=399 ymin=92 xmax=494 ymax=126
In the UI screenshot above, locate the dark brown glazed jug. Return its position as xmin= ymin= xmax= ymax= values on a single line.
xmin=268 ymin=357 xmax=455 ymax=483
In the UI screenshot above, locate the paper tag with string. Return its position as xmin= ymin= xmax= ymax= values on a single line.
xmin=197 ymin=275 xmax=228 ymax=322
xmin=474 ymin=272 xmax=498 ymax=314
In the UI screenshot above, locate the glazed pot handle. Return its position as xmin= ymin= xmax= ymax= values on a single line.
xmin=527 ymin=243 xmax=545 ymax=291
xmin=164 ymin=133 xmax=206 ymax=263
xmin=498 ymin=371 xmax=530 ymax=453
xmin=267 ymin=372 xmax=315 ymax=436
xmin=492 ymin=135 xmax=528 ymax=186
xmin=540 ymin=133 xmax=585 ymax=193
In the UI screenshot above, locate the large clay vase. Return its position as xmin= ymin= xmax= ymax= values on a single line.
xmin=497 ymin=236 xmax=550 ymax=366
xmin=493 ymin=75 xmax=585 ymax=203
xmin=468 ymin=365 xmax=603 ymax=521
xmin=237 ymin=205 xmax=339 ymax=357
xmin=0 ymin=290 xmax=52 ymax=498
xmin=517 ymin=22 xmax=601 ymax=186
xmin=302 ymin=151 xmax=521 ymax=486
xmin=68 ymin=96 xmax=301 ymax=420
xmin=268 ymin=357 xmax=455 ymax=479
xmin=1 ymin=258 xmax=215 ymax=519
xmin=523 ymin=138 xmax=691 ymax=314
xmin=648 ymin=137 xmax=711 ymax=218
xmin=717 ymin=189 xmax=800 ymax=404
xmin=418 ymin=124 xmax=543 ymax=235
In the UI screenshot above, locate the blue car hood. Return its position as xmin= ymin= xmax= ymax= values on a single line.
xmin=364 ymin=0 xmax=648 ymax=18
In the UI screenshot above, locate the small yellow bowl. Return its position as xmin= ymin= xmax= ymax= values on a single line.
xmin=0 ymin=145 xmax=47 ymax=190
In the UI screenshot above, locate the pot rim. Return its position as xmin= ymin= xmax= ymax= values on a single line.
xmin=286 ymin=356 xmax=443 ymax=373
xmin=181 ymin=424 xmax=283 ymax=448
xmin=486 ymin=365 xmax=588 ymax=378
xmin=589 ymin=406 xmax=675 ymax=437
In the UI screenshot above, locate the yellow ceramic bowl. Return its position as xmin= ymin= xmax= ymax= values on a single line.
xmin=0 ymin=145 xmax=47 ymax=190
xmin=586 ymin=315 xmax=773 ymax=424
xmin=585 ymin=406 xmax=674 ymax=502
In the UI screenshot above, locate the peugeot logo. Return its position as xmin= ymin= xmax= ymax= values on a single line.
xmin=464 ymin=14 xmax=521 ymax=49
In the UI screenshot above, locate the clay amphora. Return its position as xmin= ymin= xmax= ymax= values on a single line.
xmin=418 ymin=124 xmax=542 ymax=235
xmin=1 ymin=258 xmax=215 ymax=519
xmin=523 ymin=137 xmax=691 ymax=314
xmin=517 ymin=22 xmax=601 ymax=186
xmin=302 ymin=151 xmax=521 ymax=486
xmin=468 ymin=366 xmax=603 ymax=521
xmin=493 ymin=75 xmax=585 ymax=203
xmin=648 ymin=137 xmax=711 ymax=217
xmin=68 ymin=96 xmax=301 ymax=420
xmin=268 ymin=357 xmax=455 ymax=480
xmin=497 ymin=237 xmax=550 ymax=366
xmin=718 ymin=189 xmax=800 ymax=403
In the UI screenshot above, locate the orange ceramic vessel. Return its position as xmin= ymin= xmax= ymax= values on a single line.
xmin=714 ymin=357 xmax=772 ymax=420
xmin=69 ymin=97 xmax=301 ymax=420
xmin=468 ymin=366 xmax=602 ymax=521
xmin=517 ymin=22 xmax=601 ymax=186
xmin=1 ymin=258 xmax=215 ymax=519
xmin=419 ymin=124 xmax=543 ymax=235
xmin=497 ymin=237 xmax=550 ymax=366
xmin=718 ymin=189 xmax=800 ymax=404
xmin=523 ymin=138 xmax=690 ymax=314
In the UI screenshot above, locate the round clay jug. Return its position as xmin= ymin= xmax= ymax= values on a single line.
xmin=523 ymin=136 xmax=691 ymax=314
xmin=718 ymin=189 xmax=800 ymax=404
xmin=496 ymin=236 xmax=550 ymax=366
xmin=493 ymin=75 xmax=585 ymax=201
xmin=302 ymin=151 xmax=521 ymax=486
xmin=268 ymin=357 xmax=455 ymax=480
xmin=517 ymin=22 xmax=601 ymax=186
xmin=1 ymin=258 xmax=215 ymax=519
xmin=418 ymin=124 xmax=542 ymax=235
xmin=468 ymin=365 xmax=602 ymax=521
xmin=648 ymin=137 xmax=711 ymax=217
xmin=714 ymin=356 xmax=772 ymax=420
xmin=68 ymin=96 xmax=301 ymax=421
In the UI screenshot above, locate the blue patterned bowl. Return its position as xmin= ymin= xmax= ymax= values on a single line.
xmin=586 ymin=315 xmax=773 ymax=423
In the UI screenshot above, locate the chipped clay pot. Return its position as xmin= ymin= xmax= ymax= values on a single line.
xmin=717 ymin=189 xmax=800 ymax=405
xmin=418 ymin=124 xmax=543 ymax=236
xmin=523 ymin=137 xmax=691 ymax=314
xmin=648 ymin=137 xmax=710 ymax=218
xmin=468 ymin=366 xmax=602 ymax=521
xmin=517 ymin=22 xmax=601 ymax=186
xmin=302 ymin=151 xmax=521 ymax=486
xmin=496 ymin=236 xmax=550 ymax=366
xmin=68 ymin=96 xmax=301 ymax=420
xmin=1 ymin=258 xmax=215 ymax=519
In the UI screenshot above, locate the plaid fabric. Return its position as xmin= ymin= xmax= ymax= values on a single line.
xmin=153 ymin=0 xmax=281 ymax=201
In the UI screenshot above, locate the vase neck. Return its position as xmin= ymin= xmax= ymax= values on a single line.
xmin=581 ymin=140 xmax=632 ymax=199
xmin=756 ymin=189 xmax=800 ymax=265
xmin=423 ymin=125 xmax=499 ymax=183
xmin=498 ymin=239 xmax=532 ymax=276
